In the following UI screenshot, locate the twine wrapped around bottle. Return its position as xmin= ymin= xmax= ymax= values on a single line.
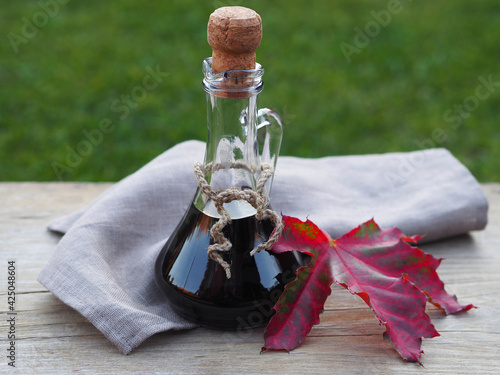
xmin=193 ymin=161 xmax=284 ymax=279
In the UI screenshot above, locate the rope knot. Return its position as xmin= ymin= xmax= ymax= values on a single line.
xmin=194 ymin=161 xmax=283 ymax=279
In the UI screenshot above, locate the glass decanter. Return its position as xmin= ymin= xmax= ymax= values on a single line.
xmin=155 ymin=6 xmax=303 ymax=330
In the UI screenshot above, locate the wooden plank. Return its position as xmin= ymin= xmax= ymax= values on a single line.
xmin=0 ymin=182 xmax=499 ymax=374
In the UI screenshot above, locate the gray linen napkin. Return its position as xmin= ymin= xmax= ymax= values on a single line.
xmin=38 ymin=140 xmax=488 ymax=354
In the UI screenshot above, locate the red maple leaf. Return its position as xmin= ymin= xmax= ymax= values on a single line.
xmin=263 ymin=216 xmax=475 ymax=363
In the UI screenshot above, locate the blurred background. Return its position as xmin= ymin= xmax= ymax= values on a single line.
xmin=1 ymin=0 xmax=499 ymax=181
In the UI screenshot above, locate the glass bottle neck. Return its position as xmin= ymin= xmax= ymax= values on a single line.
xmin=204 ymin=93 xmax=260 ymax=188
xmin=194 ymin=58 xmax=266 ymax=219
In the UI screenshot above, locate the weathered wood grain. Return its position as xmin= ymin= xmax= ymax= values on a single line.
xmin=0 ymin=182 xmax=499 ymax=374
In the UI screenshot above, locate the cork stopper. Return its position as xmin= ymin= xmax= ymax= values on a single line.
xmin=207 ymin=7 xmax=262 ymax=74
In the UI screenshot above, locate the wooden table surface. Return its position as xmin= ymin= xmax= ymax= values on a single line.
xmin=0 ymin=182 xmax=499 ymax=374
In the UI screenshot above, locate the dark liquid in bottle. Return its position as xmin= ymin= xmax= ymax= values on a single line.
xmin=155 ymin=202 xmax=303 ymax=330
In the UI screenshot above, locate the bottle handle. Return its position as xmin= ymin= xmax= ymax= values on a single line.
xmin=256 ymin=108 xmax=283 ymax=170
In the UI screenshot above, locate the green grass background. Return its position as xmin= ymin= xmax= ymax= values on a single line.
xmin=1 ymin=0 xmax=499 ymax=181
